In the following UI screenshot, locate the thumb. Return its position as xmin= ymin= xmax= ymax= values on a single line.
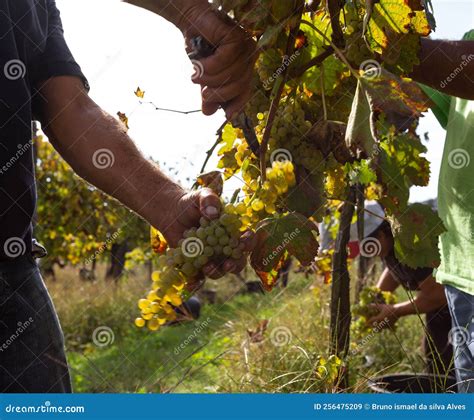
xmin=197 ymin=188 xmax=221 ymax=220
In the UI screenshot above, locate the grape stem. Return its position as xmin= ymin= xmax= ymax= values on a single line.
xmin=197 ymin=120 xmax=227 ymax=178
xmin=139 ymin=100 xmax=201 ymax=114
xmin=289 ymin=47 xmax=334 ymax=80
xmin=259 ymin=4 xmax=305 ymax=184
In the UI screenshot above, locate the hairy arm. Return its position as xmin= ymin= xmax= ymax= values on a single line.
xmin=411 ymin=38 xmax=474 ymax=100
xmin=35 ymin=76 xmax=217 ymax=246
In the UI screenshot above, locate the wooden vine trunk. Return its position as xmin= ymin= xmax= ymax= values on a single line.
xmin=330 ymin=187 xmax=355 ymax=388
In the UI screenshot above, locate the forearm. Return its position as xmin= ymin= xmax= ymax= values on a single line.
xmin=393 ymin=289 xmax=445 ymax=317
xmin=411 ymin=38 xmax=474 ymax=100
xmin=377 ymin=268 xmax=399 ymax=293
xmin=39 ymin=79 xmax=184 ymax=232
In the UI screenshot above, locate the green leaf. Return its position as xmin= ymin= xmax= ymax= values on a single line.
xmin=388 ymin=204 xmax=446 ymax=268
xmin=350 ymin=159 xmax=377 ymax=185
xmin=218 ymin=123 xmax=238 ymax=154
xmin=250 ymin=213 xmax=319 ymax=289
xmin=257 ymin=24 xmax=284 ymax=49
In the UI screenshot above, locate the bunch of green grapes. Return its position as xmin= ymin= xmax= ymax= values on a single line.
xmin=136 ymin=207 xmax=245 ymax=331
xmin=242 ymin=160 xmax=296 ymax=226
xmin=351 ymin=286 xmax=397 ymax=337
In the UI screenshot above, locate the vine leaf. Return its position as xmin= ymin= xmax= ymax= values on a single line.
xmin=134 ymin=87 xmax=145 ymax=98
xmin=388 ymin=204 xmax=446 ymax=268
xmin=257 ymin=24 xmax=284 ymax=49
xmin=373 ymin=131 xmax=430 ymax=213
xmin=150 ymin=227 xmax=167 ymax=254
xmin=196 ymin=171 xmax=224 ymax=196
xmin=250 ymin=213 xmax=319 ymax=290
xmin=117 ymin=112 xmax=129 ymax=130
xmin=346 ymin=69 xmax=431 ymax=157
xmin=364 ymin=0 xmax=432 ymax=73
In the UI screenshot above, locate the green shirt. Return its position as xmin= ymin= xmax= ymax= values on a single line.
xmin=420 ymin=30 xmax=474 ymax=295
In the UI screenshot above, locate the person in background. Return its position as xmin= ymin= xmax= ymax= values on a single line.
xmin=0 ymin=0 xmax=255 ymax=393
xmin=349 ymin=202 xmax=454 ymax=377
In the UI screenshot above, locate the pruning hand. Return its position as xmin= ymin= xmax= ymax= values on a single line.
xmin=179 ymin=3 xmax=256 ymax=119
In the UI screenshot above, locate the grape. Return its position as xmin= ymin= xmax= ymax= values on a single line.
xmin=135 ymin=317 xmax=146 ymax=328
xmin=203 ymin=246 xmax=214 ymax=257
xmin=223 ymin=246 xmax=233 ymax=257
xmin=207 ymin=235 xmax=218 ymax=246
xmin=219 ymin=235 xmax=230 ymax=246
xmin=137 ymin=204 xmax=249 ymax=331
xmin=351 ymin=286 xmax=397 ymax=337
xmin=215 ymin=226 xmax=226 ymax=237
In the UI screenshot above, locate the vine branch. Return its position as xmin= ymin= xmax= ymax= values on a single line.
xmin=259 ymin=3 xmax=305 ymax=183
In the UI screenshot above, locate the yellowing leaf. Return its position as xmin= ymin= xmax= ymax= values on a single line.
xmin=117 ymin=112 xmax=129 ymax=130
xmin=150 ymin=227 xmax=167 ymax=254
xmin=134 ymin=87 xmax=145 ymax=99
xmin=196 ymin=171 xmax=224 ymax=196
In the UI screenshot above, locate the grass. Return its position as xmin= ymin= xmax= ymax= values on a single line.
xmin=46 ymin=264 xmax=427 ymax=393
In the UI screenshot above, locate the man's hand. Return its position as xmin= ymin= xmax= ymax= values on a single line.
xmin=366 ymin=303 xmax=399 ymax=330
xmin=156 ymin=188 xmax=256 ymax=278
xmin=36 ymin=76 xmax=255 ymax=279
xmin=180 ymin=4 xmax=256 ymax=118
xmin=125 ymin=0 xmax=256 ymax=119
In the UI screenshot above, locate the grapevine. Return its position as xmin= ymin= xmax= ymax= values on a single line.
xmin=131 ymin=1 xmax=441 ymax=385
xmin=351 ymin=286 xmax=397 ymax=337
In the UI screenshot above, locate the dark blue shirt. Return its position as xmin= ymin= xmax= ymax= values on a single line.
xmin=0 ymin=0 xmax=86 ymax=259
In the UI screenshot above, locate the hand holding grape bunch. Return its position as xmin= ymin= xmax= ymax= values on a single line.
xmin=137 ymin=188 xmax=256 ymax=331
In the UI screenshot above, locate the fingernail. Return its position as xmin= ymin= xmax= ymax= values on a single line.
xmin=205 ymin=206 xmax=219 ymax=218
